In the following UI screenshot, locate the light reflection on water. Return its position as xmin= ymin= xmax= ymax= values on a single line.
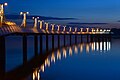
xmin=32 ymin=41 xmax=111 ymax=80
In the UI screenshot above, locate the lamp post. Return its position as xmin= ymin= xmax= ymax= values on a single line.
xmin=38 ymin=20 xmax=44 ymax=29
xmin=69 ymin=27 xmax=72 ymax=32
xmin=86 ymin=28 xmax=89 ymax=33
xmin=63 ymin=26 xmax=66 ymax=32
xmin=75 ymin=27 xmax=77 ymax=32
xmin=32 ymin=17 xmax=39 ymax=28
xmin=0 ymin=2 xmax=8 ymax=27
xmin=96 ymin=28 xmax=99 ymax=34
xmin=51 ymin=24 xmax=55 ymax=31
xmin=57 ymin=25 xmax=60 ymax=32
xmin=20 ymin=12 xmax=29 ymax=28
xmin=91 ymin=28 xmax=94 ymax=34
xmin=100 ymin=29 xmax=103 ymax=34
xmin=45 ymin=22 xmax=49 ymax=31
xmin=80 ymin=28 xmax=83 ymax=34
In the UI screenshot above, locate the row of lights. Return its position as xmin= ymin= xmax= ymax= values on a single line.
xmin=20 ymin=12 xmax=111 ymax=34
xmin=0 ymin=3 xmax=111 ymax=34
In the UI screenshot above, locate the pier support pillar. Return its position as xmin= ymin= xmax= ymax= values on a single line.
xmin=87 ymin=34 xmax=89 ymax=43
xmin=64 ymin=35 xmax=66 ymax=47
xmin=52 ymin=35 xmax=54 ymax=50
xmin=0 ymin=36 xmax=5 ymax=79
xmin=81 ymin=35 xmax=83 ymax=43
xmin=40 ymin=35 xmax=42 ymax=54
xmin=23 ymin=35 xmax=27 ymax=64
xmin=34 ymin=35 xmax=38 ymax=56
xmin=90 ymin=35 xmax=93 ymax=42
xmin=70 ymin=34 xmax=72 ymax=46
xmin=46 ymin=34 xmax=48 ymax=52
xmin=58 ymin=35 xmax=60 ymax=48
xmin=75 ymin=35 xmax=77 ymax=44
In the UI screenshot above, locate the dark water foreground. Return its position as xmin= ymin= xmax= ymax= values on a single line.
xmin=0 ymin=35 xmax=120 ymax=80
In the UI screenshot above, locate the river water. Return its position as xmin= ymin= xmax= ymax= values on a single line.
xmin=2 ymin=35 xmax=120 ymax=80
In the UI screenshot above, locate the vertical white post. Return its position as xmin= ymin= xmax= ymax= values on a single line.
xmin=39 ymin=20 xmax=43 ymax=29
xmin=51 ymin=24 xmax=55 ymax=31
xmin=23 ymin=13 xmax=27 ymax=27
xmin=0 ymin=5 xmax=3 ymax=27
xmin=45 ymin=22 xmax=49 ymax=30
xmin=57 ymin=25 xmax=60 ymax=31
xmin=63 ymin=26 xmax=66 ymax=32
xmin=33 ymin=17 xmax=39 ymax=28
xmin=69 ymin=27 xmax=72 ymax=32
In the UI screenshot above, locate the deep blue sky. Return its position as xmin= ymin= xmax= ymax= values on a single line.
xmin=1 ymin=0 xmax=120 ymax=23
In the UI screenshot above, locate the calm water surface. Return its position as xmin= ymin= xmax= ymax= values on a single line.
xmin=3 ymin=35 xmax=120 ymax=80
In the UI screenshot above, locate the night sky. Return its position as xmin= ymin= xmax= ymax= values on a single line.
xmin=1 ymin=0 xmax=120 ymax=23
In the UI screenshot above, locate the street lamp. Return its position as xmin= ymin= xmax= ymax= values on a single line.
xmin=75 ymin=27 xmax=77 ymax=32
xmin=32 ymin=17 xmax=39 ymax=28
xmin=51 ymin=24 xmax=55 ymax=31
xmin=45 ymin=22 xmax=49 ymax=31
xmin=95 ymin=28 xmax=99 ymax=34
xmin=0 ymin=2 xmax=8 ymax=27
xmin=86 ymin=28 xmax=89 ymax=33
xmin=57 ymin=25 xmax=60 ymax=32
xmin=91 ymin=28 xmax=94 ymax=33
xmin=80 ymin=28 xmax=83 ymax=34
xmin=63 ymin=26 xmax=66 ymax=32
xmin=38 ymin=20 xmax=44 ymax=29
xmin=69 ymin=27 xmax=72 ymax=32
xmin=20 ymin=12 xmax=29 ymax=28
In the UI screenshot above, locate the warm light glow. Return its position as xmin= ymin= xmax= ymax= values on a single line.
xmin=45 ymin=58 xmax=50 ymax=67
xmin=75 ymin=27 xmax=77 ymax=32
xmin=51 ymin=53 xmax=55 ymax=63
xmin=74 ymin=46 xmax=78 ymax=54
xmin=91 ymin=42 xmax=94 ymax=51
xmin=107 ymin=42 xmax=109 ymax=51
xmin=109 ymin=42 xmax=111 ymax=51
xmin=92 ymin=28 xmax=94 ymax=32
xmin=20 ymin=12 xmax=23 ymax=15
xmin=86 ymin=28 xmax=89 ymax=32
xmin=96 ymin=28 xmax=99 ymax=32
xmin=80 ymin=43 xmax=83 ymax=53
xmin=57 ymin=50 xmax=61 ymax=60
xmin=104 ymin=29 xmax=106 ymax=32
xmin=45 ymin=22 xmax=49 ymax=30
xmin=63 ymin=48 xmax=67 ymax=58
xmin=38 ymin=20 xmax=44 ymax=29
xmin=26 ymin=12 xmax=29 ymax=14
xmin=41 ymin=64 xmax=45 ymax=72
xmin=51 ymin=24 xmax=55 ymax=31
xmin=33 ymin=69 xmax=40 ymax=80
xmin=37 ymin=17 xmax=39 ymax=19
xmin=86 ymin=44 xmax=89 ymax=53
xmin=5 ymin=21 xmax=16 ymax=26
xmin=96 ymin=42 xmax=99 ymax=51
xmin=104 ymin=42 xmax=106 ymax=51
xmin=33 ymin=17 xmax=39 ymax=28
xmin=63 ymin=26 xmax=66 ymax=32
xmin=4 ymin=3 xmax=8 ymax=6
xmin=69 ymin=47 xmax=72 ymax=56
xmin=20 ymin=12 xmax=29 ymax=27
xmin=69 ymin=27 xmax=72 ymax=32
xmin=93 ymin=42 xmax=96 ymax=51
xmin=100 ymin=29 xmax=103 ymax=32
xmin=57 ymin=25 xmax=60 ymax=32
xmin=100 ymin=42 xmax=103 ymax=52
xmin=32 ymin=17 xmax=35 ymax=19
xmin=80 ymin=28 xmax=83 ymax=32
